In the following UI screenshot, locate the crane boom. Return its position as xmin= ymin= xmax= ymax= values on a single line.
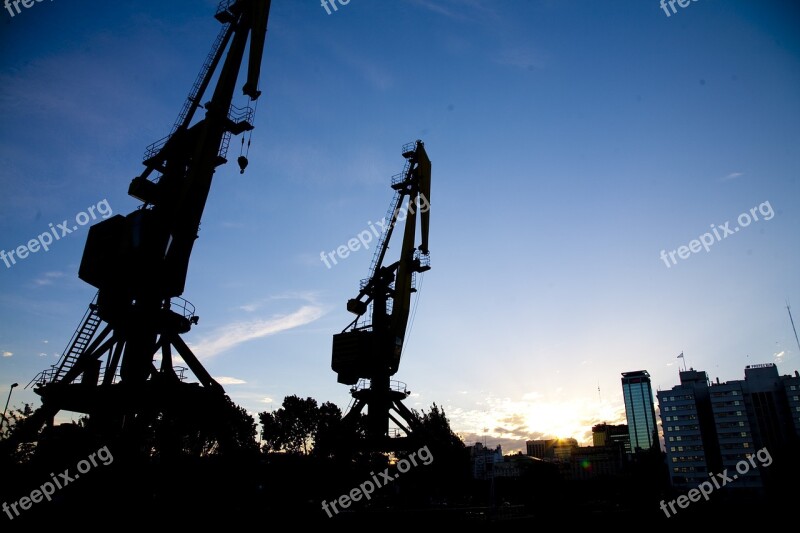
xmin=83 ymin=0 xmax=271 ymax=300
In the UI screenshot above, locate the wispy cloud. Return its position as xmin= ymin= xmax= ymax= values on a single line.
xmin=33 ymin=271 xmax=65 ymax=286
xmin=408 ymin=0 xmax=465 ymax=20
xmin=152 ymin=353 xmax=186 ymax=366
xmin=226 ymin=392 xmax=277 ymax=409
xmin=720 ymin=172 xmax=744 ymax=182
xmin=407 ymin=0 xmax=496 ymax=22
xmin=215 ymin=376 xmax=247 ymax=385
xmin=189 ymin=304 xmax=324 ymax=360
xmin=237 ymin=291 xmax=321 ymax=313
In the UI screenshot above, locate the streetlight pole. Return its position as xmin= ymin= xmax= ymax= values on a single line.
xmin=2 ymin=382 xmax=19 ymax=435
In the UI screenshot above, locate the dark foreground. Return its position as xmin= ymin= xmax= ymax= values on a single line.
xmin=1 ymin=450 xmax=793 ymax=528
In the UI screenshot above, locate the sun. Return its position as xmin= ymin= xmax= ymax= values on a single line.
xmin=461 ymin=393 xmax=626 ymax=448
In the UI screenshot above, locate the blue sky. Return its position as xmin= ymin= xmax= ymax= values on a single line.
xmin=1 ymin=0 xmax=799 ymax=453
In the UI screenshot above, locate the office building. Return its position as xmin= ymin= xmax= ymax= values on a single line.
xmin=622 ymin=370 xmax=659 ymax=453
xmin=658 ymin=363 xmax=800 ymax=490
xmin=657 ymin=369 xmax=720 ymax=488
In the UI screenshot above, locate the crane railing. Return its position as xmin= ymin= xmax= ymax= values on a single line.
xmin=169 ymin=296 xmax=197 ymax=322
xmin=218 ymin=103 xmax=254 ymax=160
xmin=143 ymin=5 xmax=236 ymax=164
xmin=349 ymin=379 xmax=408 ymax=395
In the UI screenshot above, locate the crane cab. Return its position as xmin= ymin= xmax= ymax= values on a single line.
xmin=331 ymin=330 xmax=401 ymax=385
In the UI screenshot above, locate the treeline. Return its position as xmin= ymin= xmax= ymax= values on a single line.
xmin=0 ymin=395 xmax=473 ymax=525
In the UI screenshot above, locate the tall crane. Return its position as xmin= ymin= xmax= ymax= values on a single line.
xmin=16 ymin=0 xmax=272 ymax=451
xmin=332 ymin=140 xmax=431 ymax=451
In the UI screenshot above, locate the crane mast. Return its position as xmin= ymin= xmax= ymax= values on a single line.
xmin=332 ymin=140 xmax=431 ymax=451
xmin=16 ymin=0 xmax=272 ymax=452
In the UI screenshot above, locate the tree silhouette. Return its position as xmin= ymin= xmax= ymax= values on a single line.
xmin=260 ymin=395 xmax=320 ymax=454
xmin=259 ymin=396 xmax=354 ymax=456
xmin=1 ymin=403 xmax=38 ymax=464
xmin=311 ymin=401 xmax=344 ymax=458
xmin=400 ymin=402 xmax=470 ymax=500
xmin=409 ymin=402 xmax=466 ymax=451
xmin=179 ymin=394 xmax=259 ymax=457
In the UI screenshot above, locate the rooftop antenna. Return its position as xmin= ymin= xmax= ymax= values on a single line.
xmin=788 ymin=300 xmax=800 ymax=354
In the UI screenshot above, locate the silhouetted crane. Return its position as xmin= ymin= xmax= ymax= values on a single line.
xmin=16 ymin=0 xmax=272 ymax=454
xmin=332 ymin=140 xmax=432 ymax=451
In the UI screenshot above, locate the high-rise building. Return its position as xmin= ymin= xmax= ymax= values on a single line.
xmin=658 ymin=363 xmax=800 ymax=490
xmin=656 ymin=370 xmax=719 ymax=489
xmin=621 ymin=370 xmax=659 ymax=453
xmin=709 ymin=378 xmax=760 ymax=489
xmin=741 ymin=364 xmax=800 ymax=448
